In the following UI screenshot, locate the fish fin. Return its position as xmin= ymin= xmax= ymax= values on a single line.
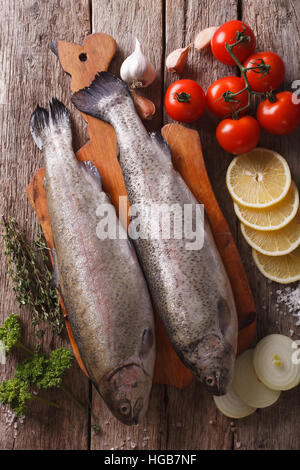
xmin=71 ymin=71 xmax=133 ymax=122
xmin=30 ymin=105 xmax=49 ymax=150
xmin=139 ymin=328 xmax=154 ymax=360
xmin=51 ymin=248 xmax=61 ymax=291
xmin=30 ymin=98 xmax=71 ymax=150
xmin=80 ymin=160 xmax=103 ymax=187
xmin=49 ymin=98 xmax=71 ymax=128
xmin=217 ymin=297 xmax=232 ymax=337
xmin=150 ymin=132 xmax=172 ymax=161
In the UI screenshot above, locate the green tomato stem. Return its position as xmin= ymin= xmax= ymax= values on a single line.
xmin=224 ymin=41 xmax=277 ymax=117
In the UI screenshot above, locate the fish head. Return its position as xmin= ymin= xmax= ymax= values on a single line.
xmin=187 ymin=333 xmax=236 ymax=396
xmin=100 ymin=363 xmax=152 ymax=426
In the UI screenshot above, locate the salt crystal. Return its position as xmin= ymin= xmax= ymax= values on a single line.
xmin=290 ymin=330 xmax=295 ymax=337
xmin=130 ymin=442 xmax=137 ymax=449
xmin=276 ymin=287 xmax=300 ymax=329
xmin=236 ymin=442 xmax=241 ymax=449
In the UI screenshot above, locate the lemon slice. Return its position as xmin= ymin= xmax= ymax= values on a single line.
xmin=234 ymin=182 xmax=299 ymax=231
xmin=253 ymin=335 xmax=300 ymax=391
xmin=233 ymin=350 xmax=281 ymax=408
xmin=240 ymin=210 xmax=300 ymax=256
xmin=252 ymin=246 xmax=300 ymax=283
xmin=226 ymin=148 xmax=291 ymax=208
xmin=213 ymin=384 xmax=257 ymax=419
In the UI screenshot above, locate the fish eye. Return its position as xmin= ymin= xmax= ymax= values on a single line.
xmin=206 ymin=376 xmax=216 ymax=387
xmin=120 ymin=402 xmax=131 ymax=416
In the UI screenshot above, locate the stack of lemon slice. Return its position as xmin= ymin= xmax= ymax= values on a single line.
xmin=226 ymin=148 xmax=300 ymax=283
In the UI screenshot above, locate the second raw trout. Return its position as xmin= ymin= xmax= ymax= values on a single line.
xmin=72 ymin=72 xmax=238 ymax=395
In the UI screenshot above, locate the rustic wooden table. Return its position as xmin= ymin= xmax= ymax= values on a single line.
xmin=0 ymin=0 xmax=299 ymax=450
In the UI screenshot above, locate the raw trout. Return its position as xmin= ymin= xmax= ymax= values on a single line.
xmin=72 ymin=73 xmax=238 ymax=395
xmin=30 ymin=99 xmax=156 ymax=424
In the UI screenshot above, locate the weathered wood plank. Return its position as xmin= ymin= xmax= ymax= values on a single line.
xmin=163 ymin=0 xmax=239 ymax=450
xmin=234 ymin=0 xmax=300 ymax=450
xmin=91 ymin=0 xmax=163 ymax=133
xmin=90 ymin=0 xmax=167 ymax=450
xmin=0 ymin=0 xmax=91 ymax=450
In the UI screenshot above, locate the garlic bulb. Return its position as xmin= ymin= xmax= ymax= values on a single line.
xmin=120 ymin=38 xmax=156 ymax=88
xmin=166 ymin=45 xmax=190 ymax=73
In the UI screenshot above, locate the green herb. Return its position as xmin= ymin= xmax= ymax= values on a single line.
xmin=0 ymin=315 xmax=100 ymax=431
xmin=1 ymin=217 xmax=64 ymax=335
xmin=0 ymin=313 xmax=21 ymax=352
xmin=15 ymin=348 xmax=73 ymax=390
xmin=0 ymin=378 xmax=59 ymax=417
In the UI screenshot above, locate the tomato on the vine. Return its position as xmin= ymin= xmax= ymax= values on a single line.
xmin=243 ymin=51 xmax=285 ymax=93
xmin=257 ymin=91 xmax=300 ymax=135
xmin=206 ymin=76 xmax=248 ymax=118
xmin=164 ymin=79 xmax=206 ymax=122
xmin=211 ymin=20 xmax=256 ymax=66
xmin=216 ymin=116 xmax=260 ymax=154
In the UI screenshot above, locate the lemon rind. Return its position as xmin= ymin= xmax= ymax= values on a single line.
xmin=226 ymin=148 xmax=291 ymax=209
xmin=233 ymin=182 xmax=299 ymax=232
xmin=252 ymin=248 xmax=300 ymax=284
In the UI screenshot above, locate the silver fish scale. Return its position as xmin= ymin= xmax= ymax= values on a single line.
xmin=102 ymin=94 xmax=238 ymax=392
xmin=43 ymin=131 xmax=155 ymax=390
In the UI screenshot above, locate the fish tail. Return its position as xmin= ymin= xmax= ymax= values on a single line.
xmin=71 ymin=71 xmax=133 ymax=123
xmin=30 ymin=98 xmax=71 ymax=150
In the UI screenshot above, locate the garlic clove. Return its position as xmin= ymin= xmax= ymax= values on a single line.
xmin=166 ymin=45 xmax=190 ymax=73
xmin=132 ymin=91 xmax=156 ymax=120
xmin=120 ymin=38 xmax=156 ymax=88
xmin=194 ymin=26 xmax=219 ymax=50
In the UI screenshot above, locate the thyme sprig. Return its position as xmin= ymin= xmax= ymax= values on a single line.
xmin=1 ymin=217 xmax=64 ymax=335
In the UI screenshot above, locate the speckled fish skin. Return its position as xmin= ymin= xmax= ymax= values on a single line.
xmin=72 ymin=73 xmax=238 ymax=396
xmin=29 ymin=99 xmax=156 ymax=424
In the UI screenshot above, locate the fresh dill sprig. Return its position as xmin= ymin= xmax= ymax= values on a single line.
xmin=1 ymin=217 xmax=64 ymax=335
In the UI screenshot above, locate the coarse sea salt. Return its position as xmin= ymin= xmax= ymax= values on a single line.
xmin=276 ymin=286 xmax=300 ymax=329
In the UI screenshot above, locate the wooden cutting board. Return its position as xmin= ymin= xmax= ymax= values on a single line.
xmin=26 ymin=33 xmax=256 ymax=389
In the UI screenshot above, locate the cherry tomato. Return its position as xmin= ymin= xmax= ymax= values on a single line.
xmin=243 ymin=51 xmax=285 ymax=92
xmin=206 ymin=76 xmax=248 ymax=118
xmin=216 ymin=116 xmax=260 ymax=154
xmin=257 ymin=91 xmax=300 ymax=135
xmin=211 ymin=20 xmax=256 ymax=66
xmin=164 ymin=79 xmax=206 ymax=122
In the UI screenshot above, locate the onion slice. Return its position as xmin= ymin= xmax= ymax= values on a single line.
xmin=214 ymin=384 xmax=257 ymax=419
xmin=253 ymin=334 xmax=300 ymax=391
xmin=233 ymin=349 xmax=281 ymax=408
